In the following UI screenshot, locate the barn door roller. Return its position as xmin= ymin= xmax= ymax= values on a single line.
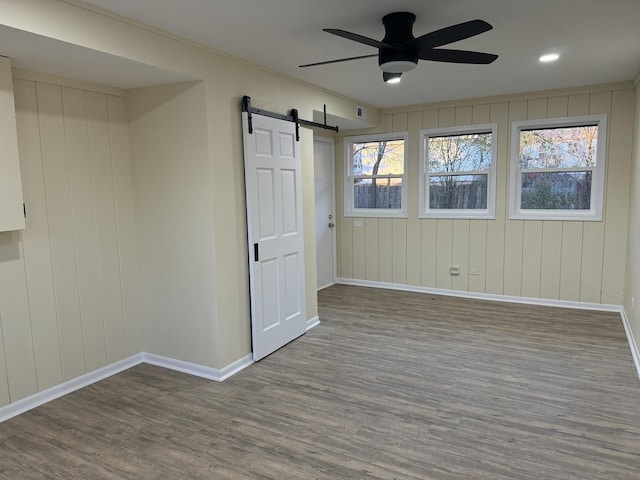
xmin=241 ymin=95 xmax=338 ymax=141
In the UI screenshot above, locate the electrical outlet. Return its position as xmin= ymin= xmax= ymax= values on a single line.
xmin=353 ymin=220 xmax=363 ymax=228
xmin=449 ymin=266 xmax=460 ymax=276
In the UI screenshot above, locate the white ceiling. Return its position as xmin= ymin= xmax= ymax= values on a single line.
xmin=12 ymin=1 xmax=640 ymax=108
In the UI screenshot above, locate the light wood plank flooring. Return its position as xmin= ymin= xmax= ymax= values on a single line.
xmin=1 ymin=284 xmax=639 ymax=479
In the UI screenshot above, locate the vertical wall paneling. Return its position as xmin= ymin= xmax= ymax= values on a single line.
xmin=0 ymin=232 xmax=37 ymax=401
xmin=580 ymin=221 xmax=605 ymax=303
xmin=455 ymin=105 xmax=472 ymax=126
xmin=559 ymin=66 xmax=589 ymax=303
xmin=352 ymin=218 xmax=366 ymax=280
xmin=420 ymin=219 xmax=437 ymax=287
xmin=568 ymin=94 xmax=590 ymax=116
xmin=559 ymin=93 xmax=586 ymax=299
xmin=519 ymin=99 xmax=546 ymax=298
xmin=36 ymin=82 xmax=86 ymax=381
xmin=527 ymin=98 xmax=548 ymax=120
xmin=336 ymin=86 xmax=633 ymax=307
xmin=108 ymin=95 xmax=143 ymax=355
xmin=451 ymin=220 xmax=470 ymax=291
xmin=502 ymin=100 xmax=527 ymax=297
xmin=340 ymin=218 xmax=353 ymax=279
xmin=435 ymin=108 xmax=455 ymax=289
xmin=502 ymin=220 xmax=524 ymax=297
xmin=422 ymin=109 xmax=439 ymax=130
xmin=392 ymin=218 xmax=407 ymax=284
xmin=468 ymin=105 xmax=491 ymax=293
xmin=392 ymin=113 xmax=407 ymax=132
xmin=419 ymin=109 xmax=439 ymax=286
xmin=539 ymin=221 xmax=563 ymax=299
xmin=364 ymin=218 xmax=379 ymax=281
xmin=0 ymin=76 xmax=137 ymax=407
xmin=391 ymin=113 xmax=408 ymax=285
xmin=521 ymin=221 xmax=543 ymax=297
xmin=435 ymin=219 xmax=453 ymax=289
xmin=468 ymin=221 xmax=487 ymax=292
xmin=378 ymin=218 xmax=393 ymax=282
xmin=0 ymin=316 xmax=9 ymax=406
xmin=63 ymin=87 xmax=107 ymax=372
xmin=405 ymin=111 xmax=422 ymax=286
xmin=452 ymin=106 xmax=472 ymax=290
xmin=472 ymin=104 xmax=490 ymax=125
xmin=87 ymin=92 xmax=127 ymax=363
xmin=485 ymin=102 xmax=509 ymax=294
xmin=13 ymin=79 xmax=63 ymax=391
xmin=384 ymin=114 xmax=393 ymax=132
xmin=579 ymin=91 xmax=612 ymax=303
xmin=559 ymin=222 xmax=584 ymax=301
xmin=601 ymin=89 xmax=634 ymax=304
xmin=438 ymin=107 xmax=455 ymax=128
xmin=547 ymin=96 xmax=568 ymax=118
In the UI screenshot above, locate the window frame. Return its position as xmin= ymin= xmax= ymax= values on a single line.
xmin=419 ymin=123 xmax=497 ymax=219
xmin=343 ymin=131 xmax=408 ymax=218
xmin=509 ymin=114 xmax=607 ymax=221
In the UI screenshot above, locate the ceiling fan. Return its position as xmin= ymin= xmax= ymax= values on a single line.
xmin=299 ymin=12 xmax=498 ymax=83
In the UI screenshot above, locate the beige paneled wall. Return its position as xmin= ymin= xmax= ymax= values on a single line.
xmin=337 ymin=84 xmax=634 ymax=305
xmin=624 ymin=82 xmax=640 ymax=351
xmin=0 ymin=74 xmax=141 ymax=407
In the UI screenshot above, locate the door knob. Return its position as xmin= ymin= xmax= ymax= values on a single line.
xmin=328 ymin=222 xmax=335 ymax=228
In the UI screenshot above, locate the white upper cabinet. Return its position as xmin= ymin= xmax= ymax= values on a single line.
xmin=0 ymin=56 xmax=25 ymax=232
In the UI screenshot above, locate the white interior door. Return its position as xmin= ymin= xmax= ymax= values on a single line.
xmin=242 ymin=112 xmax=307 ymax=361
xmin=314 ymin=137 xmax=336 ymax=290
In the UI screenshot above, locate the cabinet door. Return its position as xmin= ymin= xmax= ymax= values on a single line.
xmin=0 ymin=56 xmax=25 ymax=232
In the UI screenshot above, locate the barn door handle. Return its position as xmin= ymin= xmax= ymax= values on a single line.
xmin=254 ymin=243 xmax=259 ymax=262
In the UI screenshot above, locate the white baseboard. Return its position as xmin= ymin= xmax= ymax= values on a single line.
xmin=306 ymin=315 xmax=320 ymax=331
xmin=0 ymin=351 xmax=254 ymax=423
xmin=337 ymin=277 xmax=640 ymax=380
xmin=142 ymin=352 xmax=253 ymax=382
xmin=0 ymin=353 xmax=145 ymax=423
xmin=620 ymin=307 xmax=640 ymax=380
xmin=336 ymin=278 xmax=622 ymax=312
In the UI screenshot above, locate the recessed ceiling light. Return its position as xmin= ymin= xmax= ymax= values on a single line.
xmin=539 ymin=53 xmax=560 ymax=63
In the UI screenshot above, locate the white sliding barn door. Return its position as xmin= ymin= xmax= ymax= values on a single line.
xmin=242 ymin=112 xmax=307 ymax=361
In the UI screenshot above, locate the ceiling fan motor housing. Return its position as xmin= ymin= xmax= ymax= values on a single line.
xmin=379 ymin=12 xmax=419 ymax=73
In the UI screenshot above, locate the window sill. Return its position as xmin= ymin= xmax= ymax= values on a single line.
xmin=420 ymin=210 xmax=495 ymax=220
xmin=509 ymin=211 xmax=602 ymax=221
xmin=344 ymin=210 xmax=407 ymax=219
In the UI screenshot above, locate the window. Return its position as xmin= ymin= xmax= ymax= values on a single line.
xmin=509 ymin=115 xmax=607 ymax=221
xmin=344 ymin=132 xmax=407 ymax=217
xmin=419 ymin=124 xmax=497 ymax=218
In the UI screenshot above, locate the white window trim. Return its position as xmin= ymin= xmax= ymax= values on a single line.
xmin=344 ymin=131 xmax=408 ymax=218
xmin=509 ymin=114 xmax=607 ymax=221
xmin=419 ymin=123 xmax=497 ymax=219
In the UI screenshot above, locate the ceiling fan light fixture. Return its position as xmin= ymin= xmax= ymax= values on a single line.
xmin=379 ymin=60 xmax=417 ymax=73
xmin=383 ymin=72 xmax=402 ymax=84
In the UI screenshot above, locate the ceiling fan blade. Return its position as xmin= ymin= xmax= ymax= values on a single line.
xmin=323 ymin=29 xmax=393 ymax=49
xmin=299 ymin=54 xmax=378 ymax=68
xmin=414 ymin=19 xmax=493 ymax=50
xmin=419 ymin=49 xmax=498 ymax=64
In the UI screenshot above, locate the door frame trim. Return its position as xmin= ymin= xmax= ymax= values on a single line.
xmin=314 ymin=135 xmax=337 ymax=290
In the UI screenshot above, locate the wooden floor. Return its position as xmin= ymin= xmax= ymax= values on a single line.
xmin=1 ymin=284 xmax=639 ymax=479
